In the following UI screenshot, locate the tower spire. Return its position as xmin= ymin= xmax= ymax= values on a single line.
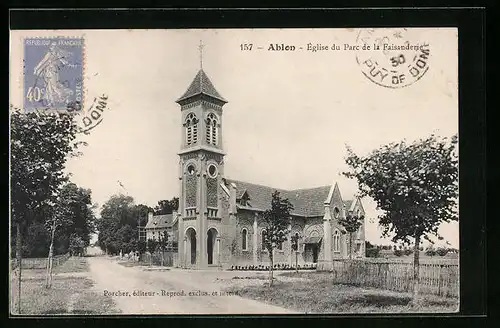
xmin=198 ymin=40 xmax=205 ymax=70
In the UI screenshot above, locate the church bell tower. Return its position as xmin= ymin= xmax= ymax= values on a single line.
xmin=176 ymin=42 xmax=227 ymax=268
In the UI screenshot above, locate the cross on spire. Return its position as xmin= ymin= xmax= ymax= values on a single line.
xmin=198 ymin=40 xmax=205 ymax=69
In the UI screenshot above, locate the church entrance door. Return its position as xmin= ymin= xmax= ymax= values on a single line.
xmin=312 ymin=245 xmax=319 ymax=263
xmin=207 ymin=228 xmax=218 ymax=265
xmin=186 ymin=228 xmax=197 ymax=265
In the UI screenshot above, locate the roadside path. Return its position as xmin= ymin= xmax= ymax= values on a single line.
xmin=87 ymin=257 xmax=297 ymax=314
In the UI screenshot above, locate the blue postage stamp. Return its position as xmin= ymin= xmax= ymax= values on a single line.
xmin=23 ymin=37 xmax=84 ymax=112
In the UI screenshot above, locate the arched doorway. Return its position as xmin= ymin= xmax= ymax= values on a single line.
xmin=186 ymin=227 xmax=197 ymax=265
xmin=207 ymin=228 xmax=218 ymax=265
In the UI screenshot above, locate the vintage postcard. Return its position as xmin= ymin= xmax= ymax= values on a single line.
xmin=9 ymin=28 xmax=459 ymax=315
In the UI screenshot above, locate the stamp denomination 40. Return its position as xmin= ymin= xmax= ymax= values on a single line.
xmin=23 ymin=37 xmax=84 ymax=111
xmin=356 ymin=28 xmax=430 ymax=88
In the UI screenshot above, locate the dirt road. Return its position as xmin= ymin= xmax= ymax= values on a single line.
xmin=87 ymin=257 xmax=297 ymax=314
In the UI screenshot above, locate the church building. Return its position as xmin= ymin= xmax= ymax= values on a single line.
xmin=147 ymin=64 xmax=366 ymax=270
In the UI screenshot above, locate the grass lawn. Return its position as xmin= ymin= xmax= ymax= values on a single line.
xmin=10 ymin=257 xmax=120 ymax=315
xmin=224 ymin=271 xmax=459 ymax=314
xmin=53 ymin=256 xmax=89 ymax=273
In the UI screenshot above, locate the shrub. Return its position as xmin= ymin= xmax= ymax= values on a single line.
xmin=436 ymin=247 xmax=449 ymax=256
xmin=425 ymin=248 xmax=436 ymax=256
xmin=366 ymin=247 xmax=380 ymax=258
xmin=393 ymin=249 xmax=403 ymax=257
xmin=403 ymin=249 xmax=413 ymax=256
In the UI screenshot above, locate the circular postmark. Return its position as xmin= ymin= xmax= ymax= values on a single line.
xmin=356 ymin=28 xmax=430 ymax=88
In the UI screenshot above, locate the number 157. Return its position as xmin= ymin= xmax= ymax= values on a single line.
xmin=240 ymin=44 xmax=253 ymax=51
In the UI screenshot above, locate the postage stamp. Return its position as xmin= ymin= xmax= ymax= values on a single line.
xmin=355 ymin=28 xmax=430 ymax=88
xmin=23 ymin=37 xmax=84 ymax=111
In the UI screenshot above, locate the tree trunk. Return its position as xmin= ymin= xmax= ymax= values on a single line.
xmin=161 ymin=250 xmax=164 ymax=267
xmin=412 ymin=234 xmax=421 ymax=303
xmin=46 ymin=221 xmax=56 ymax=288
xmin=15 ymin=222 xmax=22 ymax=314
xmin=295 ymin=251 xmax=298 ymax=274
xmin=268 ymin=250 xmax=274 ymax=286
xmin=349 ymin=232 xmax=353 ymax=260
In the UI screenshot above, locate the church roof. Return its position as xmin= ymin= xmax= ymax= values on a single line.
xmin=176 ymin=69 xmax=227 ymax=103
xmin=145 ymin=214 xmax=175 ymax=229
xmin=226 ymin=179 xmax=338 ymax=217
xmin=344 ymin=200 xmax=354 ymax=211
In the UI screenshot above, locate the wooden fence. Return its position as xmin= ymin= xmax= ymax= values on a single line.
xmin=11 ymin=253 xmax=70 ymax=270
xmin=327 ymin=259 xmax=459 ymax=298
xmin=141 ymin=251 xmax=177 ymax=267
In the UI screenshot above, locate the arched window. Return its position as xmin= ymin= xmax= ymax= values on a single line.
xmin=184 ymin=113 xmax=198 ymax=146
xmin=261 ymin=229 xmax=267 ymax=250
xmin=333 ymin=230 xmax=340 ymax=252
xmin=334 ymin=207 xmax=340 ymax=219
xmin=241 ymin=228 xmax=248 ymax=251
xmin=292 ymin=232 xmax=300 ymax=251
xmin=277 ymin=230 xmax=283 ymax=250
xmin=206 ymin=113 xmax=218 ymax=146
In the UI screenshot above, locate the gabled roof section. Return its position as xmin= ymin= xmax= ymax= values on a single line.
xmin=344 ymin=200 xmax=354 ymax=211
xmin=145 ymin=214 xmax=174 ymax=229
xmin=225 ymin=178 xmax=330 ymax=217
xmin=287 ymin=186 xmax=331 ymax=217
xmin=176 ymin=69 xmax=227 ymax=103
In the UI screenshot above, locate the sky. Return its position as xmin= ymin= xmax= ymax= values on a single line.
xmin=10 ymin=28 xmax=459 ymax=248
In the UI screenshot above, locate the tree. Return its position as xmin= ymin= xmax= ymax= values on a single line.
xmin=10 ymin=108 xmax=84 ymax=313
xmin=96 ymin=195 xmax=152 ymax=256
xmin=343 ymin=134 xmax=458 ymax=304
xmin=154 ymin=197 xmax=179 ymax=215
xmin=157 ymin=231 xmax=169 ymax=266
xmin=425 ymin=247 xmax=437 ymax=256
xmin=44 ymin=182 xmax=96 ymax=288
xmin=436 ymin=247 xmax=449 ymax=256
xmin=291 ymin=233 xmax=301 ymax=273
xmin=394 ymin=249 xmax=403 ymax=257
xmin=69 ymin=234 xmax=86 ymax=256
xmin=365 ymin=241 xmax=380 ymax=258
xmin=137 ymin=239 xmax=147 ymax=261
xmin=146 ymin=238 xmax=158 ymax=266
xmin=262 ymin=191 xmax=294 ymax=286
xmin=404 ymin=249 xmax=413 ymax=256
xmin=338 ymin=212 xmax=364 ymax=259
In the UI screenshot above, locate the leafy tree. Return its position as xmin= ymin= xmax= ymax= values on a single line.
xmin=291 ymin=233 xmax=301 ymax=273
xmin=365 ymin=241 xmax=380 ymax=258
xmin=365 ymin=240 xmax=374 ymax=249
xmin=404 ymin=249 xmax=413 ymax=256
xmin=394 ymin=249 xmax=403 ymax=257
xmin=69 ymin=234 xmax=86 ymax=256
xmin=55 ymin=183 xmax=96 ymax=247
xmin=425 ymin=246 xmax=437 ymax=257
xmin=10 ymin=108 xmax=84 ymax=312
xmin=157 ymin=231 xmax=169 ymax=266
xmin=137 ymin=239 xmax=147 ymax=260
xmin=44 ymin=182 xmax=96 ymax=287
xmin=154 ymin=197 xmax=179 ymax=215
xmin=436 ymin=247 xmax=449 ymax=256
xmin=263 ymin=191 xmax=294 ymax=286
xmin=343 ymin=134 xmax=458 ymax=303
xmin=22 ymin=222 xmax=50 ymax=257
xmin=146 ymin=238 xmax=158 ymax=266
xmin=96 ymin=195 xmax=152 ymax=255
xmin=338 ymin=212 xmax=364 ymax=259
